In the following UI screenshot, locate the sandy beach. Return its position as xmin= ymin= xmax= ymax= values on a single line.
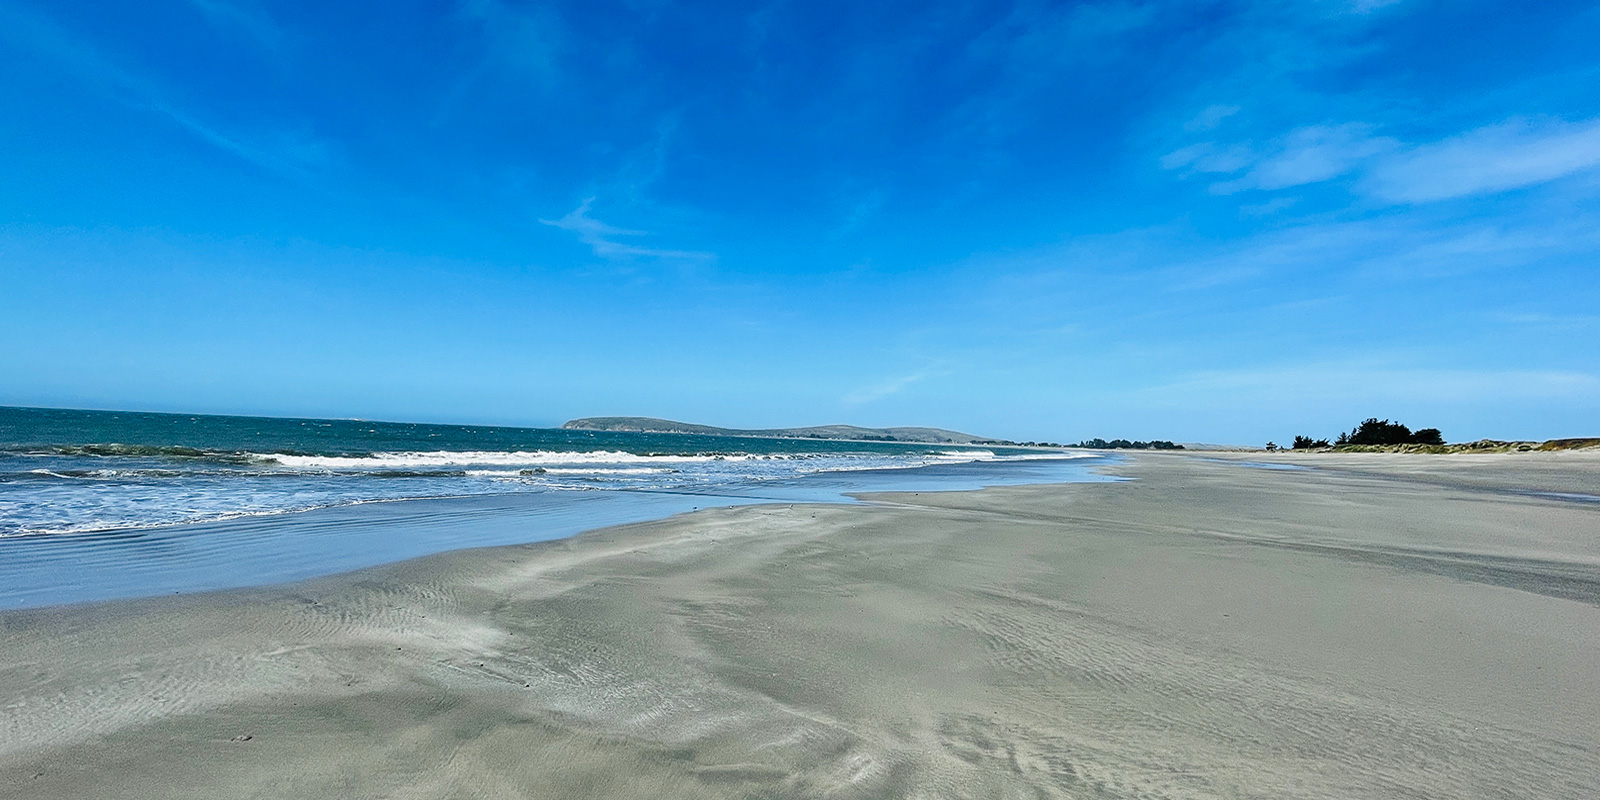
xmin=3 ymin=451 xmax=1598 ymax=799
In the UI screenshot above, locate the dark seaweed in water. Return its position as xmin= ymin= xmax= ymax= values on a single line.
xmin=25 ymin=443 xmax=262 ymax=463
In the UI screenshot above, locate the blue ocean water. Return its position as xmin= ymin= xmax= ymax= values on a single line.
xmin=0 ymin=406 xmax=1113 ymax=608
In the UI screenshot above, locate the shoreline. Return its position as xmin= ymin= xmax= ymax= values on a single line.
xmin=3 ymin=451 xmax=1598 ymax=798
xmin=0 ymin=454 xmax=1112 ymax=611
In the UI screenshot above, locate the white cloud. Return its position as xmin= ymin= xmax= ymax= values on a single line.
xmin=976 ymin=207 xmax=1600 ymax=306
xmin=1347 ymin=0 xmax=1406 ymax=13
xmin=1137 ymin=362 xmax=1600 ymax=408
xmin=1184 ymin=104 xmax=1241 ymax=132
xmin=1163 ymin=115 xmax=1600 ymax=204
xmin=1211 ymin=123 xmax=1396 ymax=193
xmin=540 ymin=198 xmax=713 ymax=261
xmin=1363 ymin=118 xmax=1600 ymax=203
xmin=1160 ymin=142 xmax=1255 ymax=173
xmin=0 ymin=3 xmax=325 ymax=177
xmin=843 ymin=370 xmax=940 ymax=406
xmin=187 ymin=0 xmax=285 ymax=51
xmin=1490 ymin=311 xmax=1600 ymax=331
xmin=1175 ymin=214 xmax=1598 ymax=284
xmin=461 ymin=0 xmax=562 ymax=83
xmin=1239 ymin=196 xmax=1298 ymax=216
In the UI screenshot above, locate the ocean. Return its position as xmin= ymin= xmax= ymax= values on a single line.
xmin=0 ymin=406 xmax=1112 ymax=608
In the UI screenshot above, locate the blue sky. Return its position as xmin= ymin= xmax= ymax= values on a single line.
xmin=2 ymin=0 xmax=1597 ymax=444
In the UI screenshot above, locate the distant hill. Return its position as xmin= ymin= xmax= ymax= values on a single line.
xmin=560 ymin=416 xmax=1006 ymax=445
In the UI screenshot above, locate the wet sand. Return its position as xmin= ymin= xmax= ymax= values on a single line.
xmin=3 ymin=452 xmax=1598 ymax=799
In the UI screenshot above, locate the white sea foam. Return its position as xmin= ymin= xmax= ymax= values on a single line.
xmin=260 ymin=450 xmax=756 ymax=469
xmin=1 ymin=445 xmax=1092 ymax=538
xmin=818 ymin=450 xmax=1088 ymax=470
xmin=254 ymin=448 xmax=1078 ymax=471
xmin=0 ymin=495 xmax=449 ymax=538
xmin=521 ymin=467 xmax=678 ymax=475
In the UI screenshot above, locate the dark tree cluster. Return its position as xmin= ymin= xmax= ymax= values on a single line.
xmin=1336 ymin=418 xmax=1444 ymax=446
xmin=1284 ymin=418 xmax=1444 ymax=449
xmin=1077 ymin=438 xmax=1184 ymax=450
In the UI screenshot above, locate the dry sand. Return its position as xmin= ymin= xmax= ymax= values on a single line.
xmin=2 ymin=452 xmax=1598 ymax=799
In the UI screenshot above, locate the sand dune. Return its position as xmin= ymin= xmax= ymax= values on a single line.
xmin=2 ymin=453 xmax=1598 ymax=798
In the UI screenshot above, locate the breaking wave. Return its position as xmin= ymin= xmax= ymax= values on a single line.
xmin=1 ymin=437 xmax=1085 ymax=538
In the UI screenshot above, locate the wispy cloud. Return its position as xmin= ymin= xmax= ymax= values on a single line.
xmin=1168 ymin=214 xmax=1600 ymax=285
xmin=1239 ymin=196 xmax=1298 ymax=216
xmin=1489 ymin=311 xmax=1600 ymax=331
xmin=1137 ymin=362 xmax=1600 ymax=407
xmin=1363 ymin=117 xmax=1600 ymax=202
xmin=460 ymin=0 xmax=563 ymax=83
xmin=843 ymin=370 xmax=942 ymax=406
xmin=610 ymin=117 xmax=681 ymax=204
xmin=1160 ymin=141 xmax=1255 ymax=174
xmin=187 ymin=0 xmax=285 ymax=51
xmin=963 ymin=205 xmax=1600 ymax=315
xmin=1164 ymin=116 xmax=1600 ymax=204
xmin=540 ymin=198 xmax=713 ymax=260
xmin=1346 ymin=0 xmax=1406 ymax=14
xmin=1184 ymin=104 xmax=1240 ymax=132
xmin=1209 ymin=123 xmax=1396 ymax=193
xmin=0 ymin=2 xmax=325 ymax=178
xmin=920 ymin=0 xmax=1161 ymax=167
